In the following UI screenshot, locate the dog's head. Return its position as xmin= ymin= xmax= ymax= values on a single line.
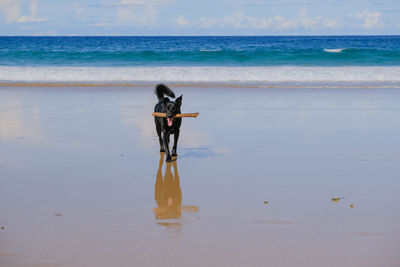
xmin=163 ymin=95 xmax=182 ymax=127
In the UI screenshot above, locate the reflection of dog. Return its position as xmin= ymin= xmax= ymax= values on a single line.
xmin=153 ymin=153 xmax=199 ymax=222
xmin=154 ymin=84 xmax=182 ymax=162
xmin=154 ymin=153 xmax=182 ymax=220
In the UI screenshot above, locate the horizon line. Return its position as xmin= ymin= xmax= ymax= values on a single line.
xmin=1 ymin=34 xmax=400 ymax=37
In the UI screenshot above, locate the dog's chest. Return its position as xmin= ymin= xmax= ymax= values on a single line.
xmin=167 ymin=126 xmax=176 ymax=134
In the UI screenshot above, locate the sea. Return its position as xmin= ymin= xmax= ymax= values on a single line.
xmin=0 ymin=36 xmax=400 ymax=87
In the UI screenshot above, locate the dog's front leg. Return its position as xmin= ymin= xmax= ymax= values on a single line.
xmin=163 ymin=131 xmax=172 ymax=162
xmin=172 ymin=129 xmax=179 ymax=157
xmin=155 ymin=120 xmax=165 ymax=152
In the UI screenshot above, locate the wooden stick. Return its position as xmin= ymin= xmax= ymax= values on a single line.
xmin=152 ymin=112 xmax=199 ymax=118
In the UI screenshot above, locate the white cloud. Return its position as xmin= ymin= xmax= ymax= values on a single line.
xmin=17 ymin=0 xmax=47 ymax=23
xmin=199 ymin=7 xmax=336 ymax=31
xmin=351 ymin=10 xmax=383 ymax=28
xmin=297 ymin=7 xmax=320 ymax=29
xmin=200 ymin=10 xmax=273 ymax=29
xmin=73 ymin=2 xmax=86 ymax=16
xmin=272 ymin=15 xmax=296 ymax=29
xmin=175 ymin=15 xmax=189 ymax=27
xmin=116 ymin=0 xmax=169 ymax=26
xmin=0 ymin=0 xmax=47 ymax=23
xmin=272 ymin=7 xmax=323 ymax=29
xmin=230 ymin=11 xmax=272 ymax=29
xmin=93 ymin=22 xmax=111 ymax=26
xmin=70 ymin=0 xmax=171 ymax=27
xmin=324 ymin=18 xmax=339 ymax=29
xmin=0 ymin=0 xmax=21 ymax=23
xmin=198 ymin=7 xmax=388 ymax=32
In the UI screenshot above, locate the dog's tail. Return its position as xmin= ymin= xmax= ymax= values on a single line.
xmin=155 ymin=84 xmax=175 ymax=102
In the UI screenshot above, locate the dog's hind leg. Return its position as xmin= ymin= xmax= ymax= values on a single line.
xmin=172 ymin=129 xmax=179 ymax=157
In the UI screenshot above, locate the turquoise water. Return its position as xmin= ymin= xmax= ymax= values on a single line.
xmin=1 ymin=36 xmax=400 ymax=67
xmin=1 ymin=36 xmax=400 ymax=85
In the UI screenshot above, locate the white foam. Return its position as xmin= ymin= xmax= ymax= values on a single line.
xmin=324 ymin=48 xmax=344 ymax=53
xmin=0 ymin=66 xmax=400 ymax=86
xmin=199 ymin=49 xmax=222 ymax=52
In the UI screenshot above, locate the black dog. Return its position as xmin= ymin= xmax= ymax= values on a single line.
xmin=154 ymin=84 xmax=182 ymax=162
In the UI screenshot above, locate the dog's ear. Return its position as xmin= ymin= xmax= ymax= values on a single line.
xmin=175 ymin=95 xmax=183 ymax=106
xmin=163 ymin=97 xmax=170 ymax=104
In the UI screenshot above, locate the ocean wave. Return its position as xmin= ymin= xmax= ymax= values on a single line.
xmin=1 ymin=36 xmax=400 ymax=68
xmin=324 ymin=48 xmax=345 ymax=53
xmin=1 ymin=66 xmax=400 ymax=86
xmin=1 ymin=48 xmax=400 ymax=67
xmin=199 ymin=49 xmax=222 ymax=52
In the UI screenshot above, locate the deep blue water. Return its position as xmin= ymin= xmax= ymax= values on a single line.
xmin=0 ymin=36 xmax=399 ymax=67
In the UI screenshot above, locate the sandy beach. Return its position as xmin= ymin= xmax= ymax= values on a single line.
xmin=1 ymin=85 xmax=400 ymax=266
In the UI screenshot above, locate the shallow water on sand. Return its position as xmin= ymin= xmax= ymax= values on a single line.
xmin=0 ymin=86 xmax=399 ymax=266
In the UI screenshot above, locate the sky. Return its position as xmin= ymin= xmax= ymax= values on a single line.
xmin=0 ymin=0 xmax=399 ymax=35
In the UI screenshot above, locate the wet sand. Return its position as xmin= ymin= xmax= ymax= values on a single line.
xmin=0 ymin=85 xmax=399 ymax=266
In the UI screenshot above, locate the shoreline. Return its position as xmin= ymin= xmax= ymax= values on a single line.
xmin=1 ymin=81 xmax=400 ymax=89
xmin=1 ymin=66 xmax=400 ymax=87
